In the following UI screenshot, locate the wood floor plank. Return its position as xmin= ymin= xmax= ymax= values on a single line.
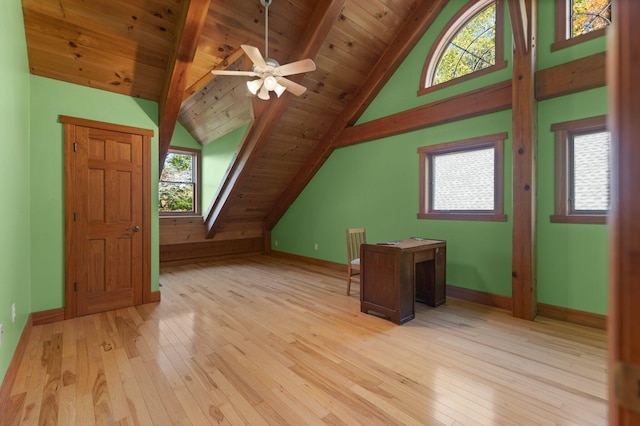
xmin=2 ymin=255 xmax=607 ymax=425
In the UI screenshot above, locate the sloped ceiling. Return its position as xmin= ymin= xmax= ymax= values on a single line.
xmin=21 ymin=0 xmax=447 ymax=240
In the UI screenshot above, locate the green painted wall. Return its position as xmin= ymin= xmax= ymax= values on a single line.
xmin=359 ymin=0 xmax=513 ymax=124
xmin=29 ymin=75 xmax=161 ymax=312
xmin=274 ymin=112 xmax=514 ymax=296
xmin=537 ymin=88 xmax=609 ymax=314
xmin=537 ymin=0 xmax=607 ymax=70
xmin=273 ymin=0 xmax=609 ymax=315
xmin=0 ymin=0 xmax=32 ymax=385
xmin=201 ymin=125 xmax=247 ymax=212
xmin=170 ymin=123 xmax=202 ymax=151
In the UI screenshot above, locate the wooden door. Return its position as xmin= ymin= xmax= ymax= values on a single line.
xmin=63 ymin=116 xmax=153 ymax=318
xmin=608 ymin=0 xmax=640 ymax=423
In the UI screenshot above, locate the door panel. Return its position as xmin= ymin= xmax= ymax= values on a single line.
xmin=75 ymin=126 xmax=143 ymax=316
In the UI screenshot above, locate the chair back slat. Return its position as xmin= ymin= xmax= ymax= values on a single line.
xmin=346 ymin=228 xmax=366 ymax=261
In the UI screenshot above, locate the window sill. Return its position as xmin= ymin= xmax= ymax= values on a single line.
xmin=418 ymin=212 xmax=507 ymax=222
xmin=160 ymin=214 xmax=202 ymax=219
xmin=550 ymin=214 xmax=606 ymax=224
xmin=417 ymin=60 xmax=507 ymax=97
xmin=551 ymin=28 xmax=606 ymax=52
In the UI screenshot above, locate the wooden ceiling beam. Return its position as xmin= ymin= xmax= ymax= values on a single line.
xmin=264 ymin=0 xmax=448 ymax=231
xmin=204 ymin=0 xmax=347 ymax=238
xmin=158 ymin=0 xmax=211 ymax=172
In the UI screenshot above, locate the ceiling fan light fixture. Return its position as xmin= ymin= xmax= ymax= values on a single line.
xmin=247 ymin=79 xmax=263 ymax=95
xmin=258 ymin=84 xmax=270 ymax=100
xmin=263 ymin=75 xmax=278 ymax=91
xmin=212 ymin=0 xmax=315 ymax=100
xmin=274 ymin=84 xmax=286 ymax=97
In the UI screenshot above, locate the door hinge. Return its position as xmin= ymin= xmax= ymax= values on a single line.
xmin=73 ymin=212 xmax=77 ymax=222
xmin=74 ymin=282 xmax=77 ymax=292
xmin=73 ymin=142 xmax=77 ymax=152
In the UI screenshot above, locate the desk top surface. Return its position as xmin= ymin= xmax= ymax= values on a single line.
xmin=368 ymin=238 xmax=446 ymax=250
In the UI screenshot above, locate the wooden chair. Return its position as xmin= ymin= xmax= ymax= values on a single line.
xmin=346 ymin=228 xmax=366 ymax=296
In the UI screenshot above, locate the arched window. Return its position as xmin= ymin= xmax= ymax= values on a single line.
xmin=419 ymin=0 xmax=505 ymax=95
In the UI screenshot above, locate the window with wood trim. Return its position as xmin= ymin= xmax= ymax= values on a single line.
xmin=553 ymin=0 xmax=611 ymax=51
xmin=159 ymin=147 xmax=201 ymax=215
xmin=550 ymin=116 xmax=610 ymax=224
xmin=418 ymin=133 xmax=507 ymax=221
xmin=419 ymin=0 xmax=505 ymax=96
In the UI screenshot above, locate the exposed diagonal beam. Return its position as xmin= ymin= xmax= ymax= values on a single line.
xmin=334 ymin=81 xmax=512 ymax=148
xmin=264 ymin=0 xmax=449 ymax=231
xmin=509 ymin=0 xmax=529 ymax=53
xmin=204 ymin=0 xmax=346 ymax=238
xmin=158 ymin=0 xmax=211 ymax=172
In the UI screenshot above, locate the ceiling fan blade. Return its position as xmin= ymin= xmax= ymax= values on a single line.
xmin=275 ymin=58 xmax=316 ymax=77
xmin=211 ymin=70 xmax=258 ymax=77
xmin=276 ymin=77 xmax=307 ymax=96
xmin=241 ymin=44 xmax=267 ymax=68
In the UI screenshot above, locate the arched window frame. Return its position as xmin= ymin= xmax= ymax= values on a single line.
xmin=419 ymin=0 xmax=506 ymax=96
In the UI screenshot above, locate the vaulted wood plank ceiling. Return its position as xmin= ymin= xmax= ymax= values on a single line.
xmin=21 ymin=0 xmax=447 ymax=240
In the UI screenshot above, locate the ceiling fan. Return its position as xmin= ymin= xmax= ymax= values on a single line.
xmin=211 ymin=0 xmax=316 ymax=100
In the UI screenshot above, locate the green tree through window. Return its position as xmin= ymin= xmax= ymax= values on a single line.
xmin=571 ymin=0 xmax=611 ymax=38
xmin=159 ymin=148 xmax=199 ymax=214
xmin=434 ymin=4 xmax=496 ymax=85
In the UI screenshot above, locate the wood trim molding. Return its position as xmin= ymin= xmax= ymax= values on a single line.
xmin=446 ymin=285 xmax=513 ymax=311
xmin=148 ymin=291 xmax=161 ymax=304
xmin=62 ymin=116 xmax=153 ymax=318
xmin=537 ymin=303 xmax=606 ymax=330
xmin=31 ymin=308 xmax=65 ymax=326
xmin=59 ymin=115 xmax=154 ymax=136
xmin=447 ymin=285 xmax=606 ymax=329
xmin=0 ymin=315 xmax=33 ymax=421
xmin=142 ymin=132 xmax=153 ymax=305
xmin=160 ymin=237 xmax=264 ymax=266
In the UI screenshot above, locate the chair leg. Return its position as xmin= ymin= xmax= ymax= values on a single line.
xmin=346 ymin=277 xmax=351 ymax=296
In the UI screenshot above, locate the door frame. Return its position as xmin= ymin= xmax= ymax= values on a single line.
xmin=61 ymin=115 xmax=154 ymax=319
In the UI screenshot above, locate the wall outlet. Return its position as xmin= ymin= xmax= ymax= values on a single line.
xmin=314 ymin=243 xmax=318 ymax=250
xmin=11 ymin=303 xmax=16 ymax=322
xmin=275 ymin=240 xmax=278 ymax=247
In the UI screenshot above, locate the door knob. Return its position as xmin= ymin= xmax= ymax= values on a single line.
xmin=133 ymin=225 xmax=141 ymax=232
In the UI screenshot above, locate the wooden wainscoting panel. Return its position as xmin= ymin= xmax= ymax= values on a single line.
xmin=159 ymin=237 xmax=263 ymax=266
xmin=159 ymin=216 xmax=207 ymax=245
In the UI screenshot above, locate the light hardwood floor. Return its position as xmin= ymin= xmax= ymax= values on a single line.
xmin=1 ymin=255 xmax=607 ymax=425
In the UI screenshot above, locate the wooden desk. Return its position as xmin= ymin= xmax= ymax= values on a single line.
xmin=360 ymin=238 xmax=446 ymax=324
